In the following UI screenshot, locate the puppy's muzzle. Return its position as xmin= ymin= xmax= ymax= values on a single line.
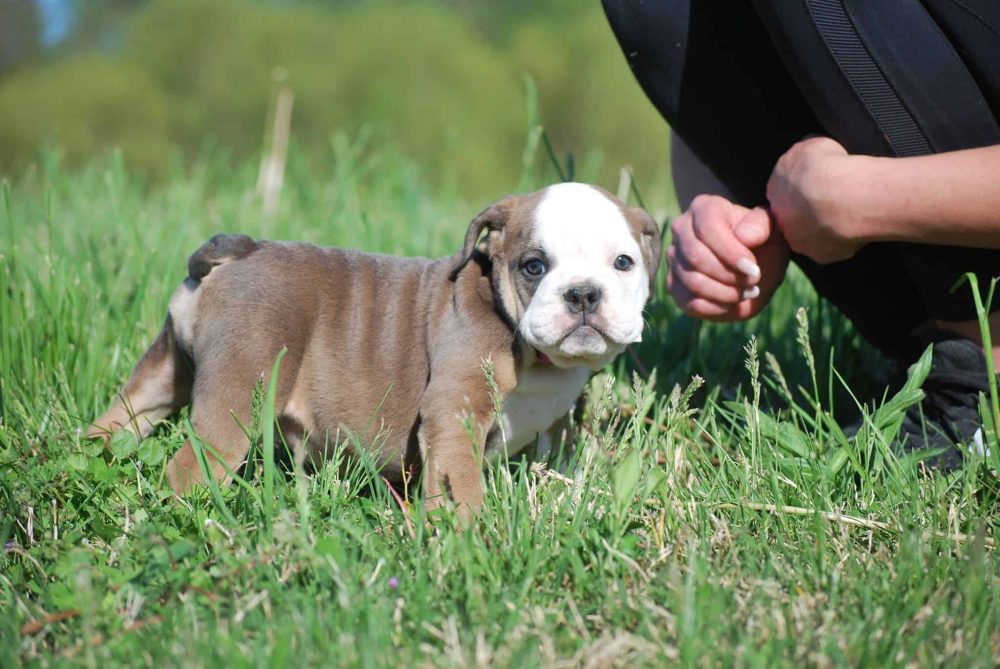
xmin=563 ymin=283 xmax=602 ymax=314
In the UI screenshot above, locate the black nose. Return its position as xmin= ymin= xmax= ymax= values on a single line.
xmin=563 ymin=284 xmax=602 ymax=314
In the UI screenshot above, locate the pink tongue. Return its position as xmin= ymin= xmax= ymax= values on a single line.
xmin=537 ymin=351 xmax=553 ymax=365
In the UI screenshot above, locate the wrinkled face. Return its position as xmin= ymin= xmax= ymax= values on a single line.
xmin=517 ymin=184 xmax=656 ymax=368
xmin=459 ymin=183 xmax=662 ymax=371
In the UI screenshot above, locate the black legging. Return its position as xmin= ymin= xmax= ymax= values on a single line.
xmin=603 ymin=0 xmax=1000 ymax=362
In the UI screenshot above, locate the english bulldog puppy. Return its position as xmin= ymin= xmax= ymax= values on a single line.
xmin=88 ymin=183 xmax=662 ymax=513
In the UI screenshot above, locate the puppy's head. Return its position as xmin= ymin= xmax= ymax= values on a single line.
xmin=455 ymin=182 xmax=661 ymax=370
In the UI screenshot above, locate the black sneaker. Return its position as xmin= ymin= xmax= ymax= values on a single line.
xmin=897 ymin=333 xmax=993 ymax=469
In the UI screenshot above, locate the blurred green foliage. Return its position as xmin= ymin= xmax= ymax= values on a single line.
xmin=0 ymin=55 xmax=173 ymax=174
xmin=0 ymin=0 xmax=671 ymax=197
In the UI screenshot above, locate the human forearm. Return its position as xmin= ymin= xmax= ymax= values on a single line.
xmin=850 ymin=145 xmax=1000 ymax=248
xmin=767 ymin=138 xmax=1000 ymax=264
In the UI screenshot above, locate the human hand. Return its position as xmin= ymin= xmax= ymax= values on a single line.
xmin=766 ymin=136 xmax=866 ymax=264
xmin=667 ymin=194 xmax=790 ymax=321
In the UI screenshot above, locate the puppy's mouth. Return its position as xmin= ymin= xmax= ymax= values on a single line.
xmin=547 ymin=316 xmax=621 ymax=365
xmin=522 ymin=308 xmax=636 ymax=369
xmin=557 ymin=318 xmax=608 ymax=346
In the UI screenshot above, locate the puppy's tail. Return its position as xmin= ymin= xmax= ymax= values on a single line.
xmin=187 ymin=234 xmax=259 ymax=282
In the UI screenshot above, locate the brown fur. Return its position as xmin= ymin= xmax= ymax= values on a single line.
xmin=88 ymin=188 xmax=661 ymax=515
xmin=90 ymin=215 xmax=532 ymax=513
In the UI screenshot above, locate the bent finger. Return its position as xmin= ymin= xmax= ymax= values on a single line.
xmin=733 ymin=207 xmax=776 ymax=249
xmin=683 ymin=296 xmax=746 ymax=322
xmin=689 ymin=201 xmax=760 ymax=279
xmin=670 ymin=262 xmax=751 ymax=305
xmin=671 ymin=237 xmax=751 ymax=287
xmin=668 ymin=273 xmax=747 ymax=321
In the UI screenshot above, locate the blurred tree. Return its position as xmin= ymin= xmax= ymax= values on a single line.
xmin=0 ymin=55 xmax=172 ymax=174
xmin=121 ymin=0 xmax=528 ymax=195
xmin=510 ymin=6 xmax=671 ymax=182
xmin=57 ymin=0 xmax=145 ymax=52
xmin=0 ymin=0 xmax=673 ymax=197
xmin=0 ymin=0 xmax=42 ymax=74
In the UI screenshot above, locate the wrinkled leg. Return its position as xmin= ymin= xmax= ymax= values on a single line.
xmin=165 ymin=351 xmax=299 ymax=494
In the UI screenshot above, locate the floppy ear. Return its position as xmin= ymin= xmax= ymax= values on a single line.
xmin=627 ymin=206 xmax=663 ymax=299
xmin=450 ymin=196 xmax=516 ymax=281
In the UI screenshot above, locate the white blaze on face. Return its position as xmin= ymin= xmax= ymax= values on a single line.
xmin=519 ymin=183 xmax=650 ymax=369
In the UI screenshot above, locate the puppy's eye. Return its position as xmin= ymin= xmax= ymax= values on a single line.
xmin=614 ymin=255 xmax=634 ymax=271
xmin=522 ymin=258 xmax=547 ymax=277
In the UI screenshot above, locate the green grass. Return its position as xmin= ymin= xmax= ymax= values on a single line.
xmin=1 ymin=141 xmax=999 ymax=667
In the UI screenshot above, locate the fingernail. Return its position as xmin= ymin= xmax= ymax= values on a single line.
xmin=737 ymin=258 xmax=760 ymax=278
xmin=741 ymin=286 xmax=760 ymax=301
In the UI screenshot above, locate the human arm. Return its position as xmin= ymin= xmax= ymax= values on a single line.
xmin=766 ymin=138 xmax=1000 ymax=263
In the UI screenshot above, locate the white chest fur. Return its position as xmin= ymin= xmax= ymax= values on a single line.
xmin=485 ymin=364 xmax=590 ymax=459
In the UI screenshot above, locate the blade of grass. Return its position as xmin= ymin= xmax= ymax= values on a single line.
xmin=262 ymin=347 xmax=287 ymax=531
xmin=186 ymin=420 xmax=240 ymax=530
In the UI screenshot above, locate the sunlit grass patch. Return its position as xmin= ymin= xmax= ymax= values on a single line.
xmin=1 ymin=145 xmax=998 ymax=667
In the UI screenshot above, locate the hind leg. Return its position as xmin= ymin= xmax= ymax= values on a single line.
xmin=88 ymin=317 xmax=192 ymax=440
xmin=165 ymin=351 xmax=299 ymax=494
